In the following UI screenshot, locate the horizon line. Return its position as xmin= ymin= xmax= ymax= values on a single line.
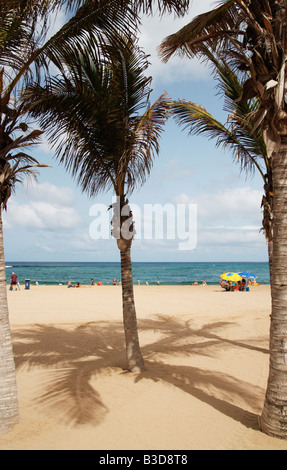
xmin=6 ymin=260 xmax=269 ymax=264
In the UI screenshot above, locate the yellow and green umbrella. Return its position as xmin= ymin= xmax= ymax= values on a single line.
xmin=220 ymin=272 xmax=242 ymax=282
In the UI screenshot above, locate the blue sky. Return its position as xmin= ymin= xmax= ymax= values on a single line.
xmin=2 ymin=1 xmax=268 ymax=263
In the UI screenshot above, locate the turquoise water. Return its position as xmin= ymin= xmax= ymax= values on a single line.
xmin=5 ymin=261 xmax=270 ymax=286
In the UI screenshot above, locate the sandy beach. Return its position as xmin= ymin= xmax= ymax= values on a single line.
xmin=1 ymin=283 xmax=287 ymax=450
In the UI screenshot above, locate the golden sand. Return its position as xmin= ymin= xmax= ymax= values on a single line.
xmin=1 ymin=283 xmax=287 ymax=450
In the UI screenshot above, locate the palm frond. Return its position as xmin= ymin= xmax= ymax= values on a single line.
xmin=0 ymin=159 xmax=49 ymax=210
xmin=171 ymin=99 xmax=232 ymax=141
xmin=0 ymin=0 xmax=191 ymax=17
xmin=120 ymin=92 xmax=170 ymax=193
xmin=0 ymin=8 xmax=38 ymax=77
xmin=25 ymin=33 xmax=169 ymax=198
xmin=170 ymin=100 xmax=266 ymax=179
xmin=0 ymin=90 xmax=47 ymax=209
xmin=0 ymin=102 xmax=44 ymax=160
xmin=129 ymin=0 xmax=190 ymax=16
xmin=159 ymin=0 xmax=238 ymax=62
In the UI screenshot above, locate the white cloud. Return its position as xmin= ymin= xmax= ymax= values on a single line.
xmin=198 ymin=225 xmax=264 ymax=246
xmin=163 ymin=158 xmax=194 ymax=180
xmin=174 ymin=187 xmax=263 ymax=225
xmin=34 ymin=241 xmax=56 ymax=253
xmin=3 ymin=182 xmax=82 ymax=231
xmin=68 ymin=233 xmax=97 ymax=251
xmin=3 ymin=201 xmax=44 ymax=229
xmin=172 ymin=186 xmax=266 ymax=255
xmin=25 ymin=181 xmax=76 ymax=207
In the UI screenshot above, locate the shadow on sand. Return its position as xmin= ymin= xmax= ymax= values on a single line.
xmin=12 ymin=315 xmax=268 ymax=429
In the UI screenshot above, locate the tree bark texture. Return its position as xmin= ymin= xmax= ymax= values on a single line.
xmin=260 ymin=137 xmax=287 ymax=438
xmin=113 ymin=196 xmax=145 ymax=373
xmin=119 ymin=244 xmax=145 ymax=373
xmin=0 ymin=207 xmax=19 ymax=433
xmin=268 ymin=240 xmax=273 ymax=285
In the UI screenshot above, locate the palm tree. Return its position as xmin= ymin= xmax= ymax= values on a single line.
xmin=0 ymin=2 xmax=113 ymax=436
xmin=160 ymin=0 xmax=287 ymax=438
xmin=0 ymin=67 xmax=48 ymax=433
xmin=0 ymin=0 xmax=191 ymax=433
xmin=170 ymin=50 xmax=274 ymax=277
xmin=0 ymin=0 xmax=127 ymax=438
xmin=25 ymin=35 xmax=169 ymax=373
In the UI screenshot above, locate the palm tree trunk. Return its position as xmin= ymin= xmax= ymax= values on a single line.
xmin=113 ymin=196 xmax=145 ymax=373
xmin=262 ymin=187 xmax=273 ymax=283
xmin=260 ymin=136 xmax=287 ymax=438
xmin=119 ymin=243 xmax=145 ymax=373
xmin=0 ymin=206 xmax=19 ymax=434
xmin=268 ymin=240 xmax=273 ymax=284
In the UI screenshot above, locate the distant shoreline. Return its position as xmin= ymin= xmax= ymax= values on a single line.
xmin=6 ymin=260 xmax=269 ymax=265
xmin=6 ymin=282 xmax=271 ymax=288
xmin=5 ymin=261 xmax=270 ymax=286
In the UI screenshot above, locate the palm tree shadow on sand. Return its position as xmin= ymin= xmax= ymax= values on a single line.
xmin=12 ymin=315 xmax=269 ymax=429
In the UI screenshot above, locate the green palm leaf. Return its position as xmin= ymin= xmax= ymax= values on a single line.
xmin=159 ymin=0 xmax=238 ymax=62
xmin=170 ymin=100 xmax=259 ymax=170
xmin=25 ymin=34 xmax=169 ymax=197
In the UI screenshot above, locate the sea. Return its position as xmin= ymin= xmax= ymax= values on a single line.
xmin=4 ymin=261 xmax=270 ymax=286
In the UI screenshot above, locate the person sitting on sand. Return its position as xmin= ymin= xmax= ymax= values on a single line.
xmin=67 ymin=280 xmax=74 ymax=288
xmin=193 ymin=280 xmax=198 ymax=285
xmin=240 ymin=279 xmax=246 ymax=291
xmin=202 ymin=279 xmax=207 ymax=286
xmin=223 ymin=281 xmax=232 ymax=291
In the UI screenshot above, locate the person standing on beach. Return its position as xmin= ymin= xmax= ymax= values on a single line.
xmin=10 ymin=272 xmax=19 ymax=291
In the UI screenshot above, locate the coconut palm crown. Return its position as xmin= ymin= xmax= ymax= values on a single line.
xmin=160 ymin=0 xmax=287 ymax=158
